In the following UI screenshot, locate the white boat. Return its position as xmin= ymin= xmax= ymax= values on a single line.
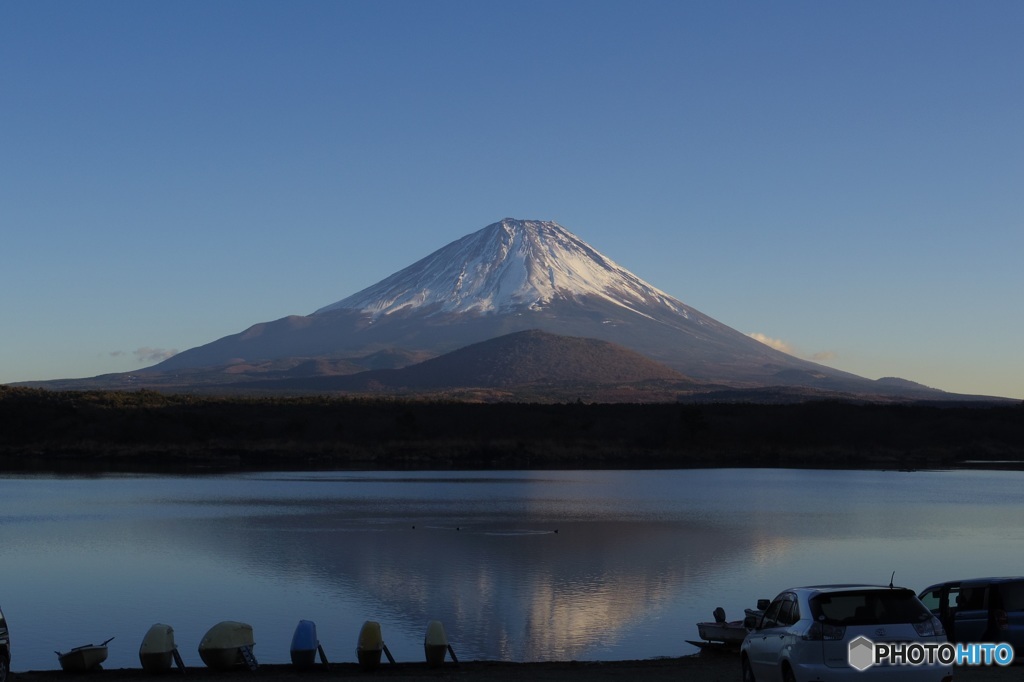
xmin=139 ymin=623 xmax=177 ymax=673
xmin=423 ymin=620 xmax=449 ymax=666
xmin=690 ymin=603 xmax=767 ymax=648
xmin=56 ymin=637 xmax=113 ymax=672
xmin=696 ymin=618 xmax=749 ymax=645
xmin=198 ymin=621 xmax=256 ymax=670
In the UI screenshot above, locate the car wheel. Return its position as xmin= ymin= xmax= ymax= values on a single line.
xmin=781 ymin=662 xmax=797 ymax=682
xmin=0 ymin=654 xmax=8 ymax=682
xmin=742 ymin=655 xmax=756 ymax=682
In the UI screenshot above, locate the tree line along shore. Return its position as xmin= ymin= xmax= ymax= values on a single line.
xmin=1 ymin=387 xmax=1022 ymax=473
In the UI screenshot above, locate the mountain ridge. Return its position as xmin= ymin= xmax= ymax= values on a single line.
xmin=15 ymin=217 xmax=984 ymax=401
xmin=152 ymin=218 xmax=838 ymax=387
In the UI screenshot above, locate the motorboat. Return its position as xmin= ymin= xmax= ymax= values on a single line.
xmin=696 ymin=615 xmax=750 ymax=645
xmin=198 ymin=621 xmax=256 ymax=670
xmin=690 ymin=602 xmax=768 ymax=648
xmin=56 ymin=637 xmax=113 ymax=672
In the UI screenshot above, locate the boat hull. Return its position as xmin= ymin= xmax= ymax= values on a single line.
xmin=424 ymin=621 xmax=448 ymax=666
xmin=198 ymin=622 xmax=255 ymax=670
xmin=289 ymin=620 xmax=318 ymax=667
xmin=139 ymin=624 xmax=176 ymax=674
xmin=58 ymin=646 xmax=108 ymax=673
xmin=139 ymin=652 xmax=173 ymax=674
xmin=356 ymin=621 xmax=383 ymax=671
xmin=697 ymin=620 xmax=748 ymax=645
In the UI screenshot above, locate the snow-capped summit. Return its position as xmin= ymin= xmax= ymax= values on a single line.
xmin=315 ymin=218 xmax=688 ymax=319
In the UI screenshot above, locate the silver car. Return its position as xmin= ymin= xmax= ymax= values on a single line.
xmin=741 ymin=585 xmax=952 ymax=682
xmin=0 ymin=604 xmax=9 ymax=682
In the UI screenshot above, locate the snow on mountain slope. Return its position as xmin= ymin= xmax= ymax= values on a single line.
xmin=315 ymin=218 xmax=690 ymax=320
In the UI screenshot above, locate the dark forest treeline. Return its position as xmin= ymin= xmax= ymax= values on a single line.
xmin=1 ymin=386 xmax=1022 ymax=473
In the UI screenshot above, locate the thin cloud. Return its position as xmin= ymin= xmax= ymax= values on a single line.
xmin=748 ymin=332 xmax=795 ymax=355
xmin=133 ymin=347 xmax=178 ymax=363
xmin=748 ymin=333 xmax=839 ymax=365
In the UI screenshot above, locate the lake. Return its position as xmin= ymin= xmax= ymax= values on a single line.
xmin=2 ymin=468 xmax=1022 ymax=671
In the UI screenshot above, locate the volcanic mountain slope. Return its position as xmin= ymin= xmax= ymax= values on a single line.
xmin=144 ymin=218 xmax=947 ymax=397
xmin=254 ymin=329 xmax=691 ymax=392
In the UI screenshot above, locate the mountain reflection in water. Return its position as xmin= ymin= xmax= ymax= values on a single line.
xmin=188 ymin=514 xmax=750 ymax=663
xmin=3 ymin=469 xmax=1023 ymax=671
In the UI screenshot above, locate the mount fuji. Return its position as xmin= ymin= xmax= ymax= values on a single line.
xmin=139 ymin=217 xmax=934 ymax=397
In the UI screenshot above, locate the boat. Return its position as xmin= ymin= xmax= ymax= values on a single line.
xmin=289 ymin=620 xmax=321 ymax=668
xmin=356 ymin=621 xmax=394 ymax=670
xmin=56 ymin=637 xmax=113 ymax=672
xmin=139 ymin=624 xmax=178 ymax=673
xmin=689 ymin=603 xmax=767 ymax=649
xmin=198 ymin=621 xmax=256 ymax=670
xmin=696 ymin=617 xmax=749 ymax=646
xmin=423 ymin=620 xmax=449 ymax=666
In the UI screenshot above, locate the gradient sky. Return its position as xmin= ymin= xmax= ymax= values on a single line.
xmin=2 ymin=1 xmax=1021 ymax=398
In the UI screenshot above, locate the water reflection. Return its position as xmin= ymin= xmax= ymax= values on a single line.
xmin=2 ymin=469 xmax=1023 ymax=671
xmin=172 ymin=505 xmax=754 ymax=662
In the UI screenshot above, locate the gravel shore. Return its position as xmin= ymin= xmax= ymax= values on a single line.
xmin=12 ymin=651 xmax=1022 ymax=682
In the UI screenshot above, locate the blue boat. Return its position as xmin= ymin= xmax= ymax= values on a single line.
xmin=290 ymin=621 xmax=319 ymax=667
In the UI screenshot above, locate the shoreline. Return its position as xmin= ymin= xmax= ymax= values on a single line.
xmin=2 ymin=391 xmax=1023 ymax=474
xmin=11 ymin=654 xmax=1021 ymax=682
xmin=14 ymin=656 xmax=728 ymax=682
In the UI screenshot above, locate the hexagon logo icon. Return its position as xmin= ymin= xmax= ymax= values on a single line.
xmin=849 ymin=636 xmax=875 ymax=671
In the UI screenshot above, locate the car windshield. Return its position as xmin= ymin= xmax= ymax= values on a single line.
xmin=810 ymin=589 xmax=931 ymax=625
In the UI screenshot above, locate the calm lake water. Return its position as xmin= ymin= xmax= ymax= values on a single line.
xmin=2 ymin=468 xmax=1022 ymax=671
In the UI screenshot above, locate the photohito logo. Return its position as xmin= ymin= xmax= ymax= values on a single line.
xmin=848 ymin=636 xmax=1014 ymax=671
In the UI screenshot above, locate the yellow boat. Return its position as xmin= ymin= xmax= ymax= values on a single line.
xmin=356 ymin=621 xmax=388 ymax=670
xmin=198 ymin=621 xmax=256 ymax=670
xmin=139 ymin=624 xmax=176 ymax=673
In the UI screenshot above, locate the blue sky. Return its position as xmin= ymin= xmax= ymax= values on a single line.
xmin=2 ymin=1 xmax=1021 ymax=398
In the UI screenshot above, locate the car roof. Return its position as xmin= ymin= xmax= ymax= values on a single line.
xmin=920 ymin=577 xmax=1024 ymax=592
xmin=782 ymin=584 xmax=914 ymax=596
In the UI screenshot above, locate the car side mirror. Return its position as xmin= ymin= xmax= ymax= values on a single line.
xmin=744 ymin=615 xmax=759 ymax=629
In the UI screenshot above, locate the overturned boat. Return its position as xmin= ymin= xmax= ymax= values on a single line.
xmin=356 ymin=621 xmax=394 ymax=670
xmin=198 ymin=621 xmax=256 ymax=670
xmin=290 ymin=620 xmax=327 ymax=668
xmin=56 ymin=637 xmax=113 ymax=673
xmin=424 ymin=620 xmax=457 ymax=666
xmin=139 ymin=623 xmax=181 ymax=674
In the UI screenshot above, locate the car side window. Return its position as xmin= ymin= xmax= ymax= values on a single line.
xmin=999 ymin=582 xmax=1024 ymax=611
xmin=947 ymin=587 xmax=961 ymax=611
xmin=777 ymin=598 xmax=799 ymax=626
xmin=919 ymin=590 xmax=941 ymax=612
xmin=761 ymin=598 xmax=785 ymax=628
xmin=959 ymin=587 xmax=986 ymax=611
